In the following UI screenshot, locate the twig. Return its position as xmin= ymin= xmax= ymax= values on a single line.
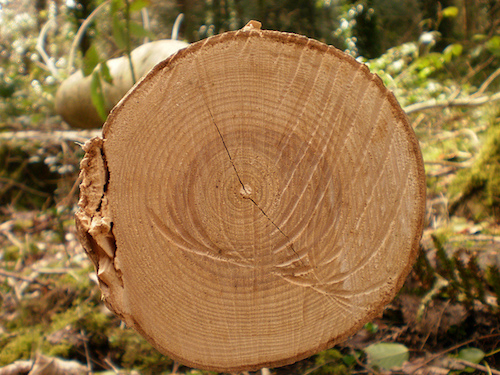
xmin=141 ymin=7 xmax=150 ymax=44
xmin=476 ymin=66 xmax=500 ymax=96
xmin=57 ymin=174 xmax=83 ymax=209
xmin=424 ymin=160 xmax=472 ymax=168
xmin=36 ymin=19 xmax=60 ymax=79
xmin=81 ymin=329 xmax=93 ymax=374
xmin=0 ymin=176 xmax=52 ymax=198
xmin=172 ymin=13 xmax=184 ymax=40
xmin=426 ymin=125 xmax=486 ymax=144
xmin=124 ymin=0 xmax=137 ymax=84
xmin=68 ymin=0 xmax=111 ymax=75
xmin=103 ymin=357 xmax=120 ymax=374
xmin=448 ymin=234 xmax=500 ymax=243
xmin=453 ymin=359 xmax=500 ymax=375
xmin=410 ymin=334 xmax=500 ymax=372
xmin=404 ymin=91 xmax=500 ymax=114
xmin=0 ymin=129 xmax=101 ymax=144
xmin=0 ymin=269 xmax=50 ymax=287
xmin=171 ymin=361 xmax=180 ymax=374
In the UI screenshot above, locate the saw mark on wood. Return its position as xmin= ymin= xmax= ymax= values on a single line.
xmin=247 ymin=196 xmax=306 ymax=267
xmin=197 ymin=82 xmax=305 ymax=267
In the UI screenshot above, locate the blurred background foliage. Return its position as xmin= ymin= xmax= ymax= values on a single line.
xmin=0 ymin=0 xmax=499 ymax=374
xmin=0 ymin=0 xmax=499 ymax=124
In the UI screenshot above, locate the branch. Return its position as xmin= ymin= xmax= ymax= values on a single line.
xmin=452 ymin=359 xmax=500 ymax=375
xmin=141 ymin=7 xmax=150 ymax=44
xmin=404 ymin=91 xmax=500 ymax=114
xmin=67 ymin=0 xmax=111 ymax=75
xmin=476 ymin=66 xmax=500 ymax=96
xmin=0 ymin=130 xmax=101 ymax=144
xmin=171 ymin=13 xmax=184 ymax=40
xmin=36 ymin=19 xmax=61 ymax=79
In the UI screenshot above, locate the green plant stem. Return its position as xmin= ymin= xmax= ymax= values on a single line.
xmin=124 ymin=0 xmax=136 ymax=84
xmin=67 ymin=0 xmax=111 ymax=75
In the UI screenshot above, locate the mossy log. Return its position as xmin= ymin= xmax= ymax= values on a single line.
xmin=449 ymin=124 xmax=500 ymax=220
xmin=75 ymin=21 xmax=426 ymax=371
xmin=55 ymin=39 xmax=188 ymax=129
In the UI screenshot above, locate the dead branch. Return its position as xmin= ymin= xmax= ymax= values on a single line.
xmin=476 ymin=66 xmax=500 ymax=96
xmin=404 ymin=91 xmax=500 ymax=114
xmin=424 ymin=160 xmax=472 ymax=168
xmin=0 ymin=269 xmax=50 ymax=288
xmin=141 ymin=7 xmax=150 ymax=43
xmin=0 ymin=130 xmax=101 ymax=144
xmin=36 ymin=19 xmax=60 ymax=79
xmin=171 ymin=13 xmax=184 ymax=40
xmin=452 ymin=358 xmax=500 ymax=375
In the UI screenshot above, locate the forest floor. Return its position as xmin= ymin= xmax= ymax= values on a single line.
xmin=0 ymin=108 xmax=499 ymax=375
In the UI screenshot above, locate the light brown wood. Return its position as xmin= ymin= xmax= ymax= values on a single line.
xmin=76 ymin=22 xmax=426 ymax=372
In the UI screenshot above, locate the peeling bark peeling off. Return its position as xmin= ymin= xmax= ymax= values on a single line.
xmin=75 ymin=21 xmax=426 ymax=372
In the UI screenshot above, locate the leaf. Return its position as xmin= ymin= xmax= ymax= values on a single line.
xmin=100 ymin=62 xmax=113 ymax=84
xmin=486 ymin=36 xmax=500 ymax=57
xmin=365 ymin=343 xmax=409 ymax=370
xmin=82 ymin=45 xmax=100 ymax=77
xmin=443 ymin=43 xmax=463 ymax=63
xmin=129 ymin=0 xmax=150 ymax=13
xmin=111 ymin=0 xmax=125 ymax=14
xmin=128 ymin=21 xmax=155 ymax=40
xmin=458 ymin=348 xmax=485 ymax=364
xmin=112 ymin=15 xmax=127 ymax=50
xmin=90 ymin=69 xmax=108 ymax=121
xmin=442 ymin=6 xmax=459 ymax=18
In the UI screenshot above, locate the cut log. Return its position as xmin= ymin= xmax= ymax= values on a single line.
xmin=75 ymin=21 xmax=426 ymax=372
xmin=55 ymin=39 xmax=189 ymax=129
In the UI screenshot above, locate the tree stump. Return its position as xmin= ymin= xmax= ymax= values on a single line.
xmin=75 ymin=21 xmax=426 ymax=372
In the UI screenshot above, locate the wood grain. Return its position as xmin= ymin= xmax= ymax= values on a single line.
xmin=76 ymin=22 xmax=426 ymax=371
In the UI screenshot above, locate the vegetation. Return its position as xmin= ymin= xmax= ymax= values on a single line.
xmin=0 ymin=0 xmax=499 ymax=374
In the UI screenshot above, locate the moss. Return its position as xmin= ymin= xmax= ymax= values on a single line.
xmin=46 ymin=342 xmax=73 ymax=358
xmin=0 ymin=327 xmax=43 ymax=366
xmin=309 ymin=349 xmax=351 ymax=375
xmin=108 ymin=328 xmax=172 ymax=374
xmin=449 ymin=122 xmax=500 ymax=220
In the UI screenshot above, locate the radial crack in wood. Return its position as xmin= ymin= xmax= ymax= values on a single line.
xmin=76 ymin=21 xmax=426 ymax=372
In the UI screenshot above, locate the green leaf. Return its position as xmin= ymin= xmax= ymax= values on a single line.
xmin=443 ymin=43 xmax=463 ymax=62
xmin=458 ymin=348 xmax=485 ymax=364
xmin=129 ymin=0 xmax=150 ymax=13
xmin=128 ymin=21 xmax=155 ymax=40
xmin=111 ymin=0 xmax=125 ymax=14
xmin=363 ymin=322 xmax=379 ymax=334
xmin=442 ymin=6 xmax=459 ymax=18
xmin=90 ymin=69 xmax=108 ymax=121
xmin=486 ymin=36 xmax=500 ymax=57
xmin=342 ymin=354 xmax=357 ymax=367
xmin=99 ymin=62 xmax=113 ymax=84
xmin=365 ymin=343 xmax=409 ymax=370
xmin=112 ymin=15 xmax=127 ymax=50
xmin=82 ymin=45 xmax=100 ymax=77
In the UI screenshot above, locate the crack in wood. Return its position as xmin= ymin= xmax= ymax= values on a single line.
xmin=203 ymin=101 xmax=305 ymax=267
xmin=247 ymin=197 xmax=306 ymax=267
xmin=205 ymin=106 xmax=248 ymax=193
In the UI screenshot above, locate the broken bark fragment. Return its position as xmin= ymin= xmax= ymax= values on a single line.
xmin=76 ymin=21 xmax=426 ymax=372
